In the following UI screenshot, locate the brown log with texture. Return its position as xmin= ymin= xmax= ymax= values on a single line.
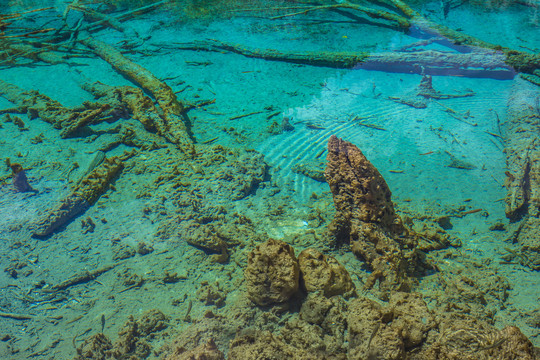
xmin=502 ymin=78 xmax=540 ymax=270
xmin=80 ymin=35 xmax=194 ymax=154
xmin=325 ymin=135 xmax=417 ymax=294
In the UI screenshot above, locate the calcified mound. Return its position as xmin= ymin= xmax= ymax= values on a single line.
xmin=325 ymin=135 xmax=418 ymax=294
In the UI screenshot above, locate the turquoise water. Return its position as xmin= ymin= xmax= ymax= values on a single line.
xmin=0 ymin=0 xmax=539 ymax=359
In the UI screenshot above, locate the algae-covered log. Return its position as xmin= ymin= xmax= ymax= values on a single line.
xmin=502 ymin=78 xmax=540 ymax=270
xmin=0 ymin=79 xmax=70 ymax=125
xmin=325 ymin=135 xmax=417 ymax=294
xmin=0 ymin=79 xmax=122 ymax=136
xmin=80 ymin=35 xmax=194 ymax=154
xmin=503 ymin=78 xmax=540 ymax=220
xmin=32 ymin=152 xmax=132 ymax=238
xmin=267 ymin=0 xmax=539 ymax=78
xmin=174 ymin=40 xmax=514 ymax=79
xmin=60 ymin=103 xmax=111 ymax=138
xmin=82 ymin=81 xmax=170 ymax=136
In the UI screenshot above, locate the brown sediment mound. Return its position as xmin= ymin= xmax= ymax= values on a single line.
xmin=160 ymin=289 xmax=535 ymax=359
xmin=244 ymin=238 xmax=300 ymax=306
xmin=164 ymin=339 xmax=225 ymax=360
xmin=228 ymin=330 xmax=316 ymax=360
xmin=325 ymin=135 xmax=418 ymax=294
xmin=244 ymin=238 xmax=356 ymax=306
xmin=297 ymin=248 xmax=355 ymax=298
xmin=73 ymin=309 xmax=167 ymax=360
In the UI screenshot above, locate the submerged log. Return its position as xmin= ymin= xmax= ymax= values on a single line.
xmin=266 ymin=0 xmax=539 ymax=78
xmin=82 ymin=81 xmax=170 ymax=135
xmin=173 ymin=39 xmax=515 ymax=79
xmin=32 ymin=152 xmax=134 ymax=238
xmin=0 ymin=79 xmax=124 ymax=136
xmin=80 ymin=35 xmax=194 ymax=154
xmin=502 ymin=78 xmax=540 ymax=270
xmin=503 ymin=78 xmax=540 ymax=220
xmin=325 ymin=135 xmax=418 ymax=294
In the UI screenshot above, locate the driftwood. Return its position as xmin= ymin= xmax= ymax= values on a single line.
xmin=389 ymin=72 xmax=475 ymax=108
xmin=173 ymin=39 xmax=515 ymax=79
xmin=81 ymin=81 xmax=171 ymax=136
xmin=49 ymin=262 xmax=119 ymax=291
xmin=67 ymin=4 xmax=139 ymax=39
xmin=0 ymin=311 xmax=33 ymax=320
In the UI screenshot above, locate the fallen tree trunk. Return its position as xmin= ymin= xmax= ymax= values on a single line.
xmin=173 ymin=39 xmax=515 ymax=79
xmin=32 ymin=151 xmax=134 ymax=238
xmin=503 ymin=78 xmax=540 ymax=220
xmin=80 ymin=35 xmax=194 ymax=155
xmin=502 ymin=77 xmax=540 ymax=270
xmin=0 ymin=79 xmax=122 ymax=136
xmin=263 ymin=0 xmax=539 ymax=78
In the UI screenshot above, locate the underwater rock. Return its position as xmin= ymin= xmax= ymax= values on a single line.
xmin=197 ymin=281 xmax=227 ymax=308
xmin=110 ymin=315 xmax=151 ymax=359
xmin=420 ymin=321 xmax=535 ymax=359
xmin=282 ymin=117 xmax=295 ymax=131
xmin=75 ymin=311 xmax=168 ymax=360
xmin=347 ymin=293 xmax=435 ymax=358
xmin=293 ymin=294 xmax=348 ymax=356
xmin=345 ymin=291 xmax=535 ymax=360
xmin=180 ymin=219 xmax=233 ymax=254
xmin=245 ymin=238 xmax=300 ymax=306
xmin=137 ymin=241 xmax=154 ymax=255
xmin=446 ymin=151 xmax=477 ymax=170
xmin=298 ymin=248 xmax=355 ymax=297
xmin=178 ymin=211 xmax=263 ymax=262
xmin=423 ymin=253 xmax=511 ymax=322
xmin=508 ymin=217 xmax=540 ymax=270
xmin=325 ymin=135 xmax=417 ymax=294
xmin=32 ymin=153 xmax=130 ymax=238
xmin=112 ymin=242 xmax=136 ymax=261
xmin=162 ymin=306 xmax=255 ymax=359
xmin=347 ymin=297 xmax=404 ymax=359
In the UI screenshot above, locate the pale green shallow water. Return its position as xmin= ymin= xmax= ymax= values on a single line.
xmin=0 ymin=0 xmax=539 ymax=359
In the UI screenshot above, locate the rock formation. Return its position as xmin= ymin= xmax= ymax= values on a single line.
xmin=325 ymin=135 xmax=418 ymax=293
xmin=244 ymin=238 xmax=300 ymax=306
